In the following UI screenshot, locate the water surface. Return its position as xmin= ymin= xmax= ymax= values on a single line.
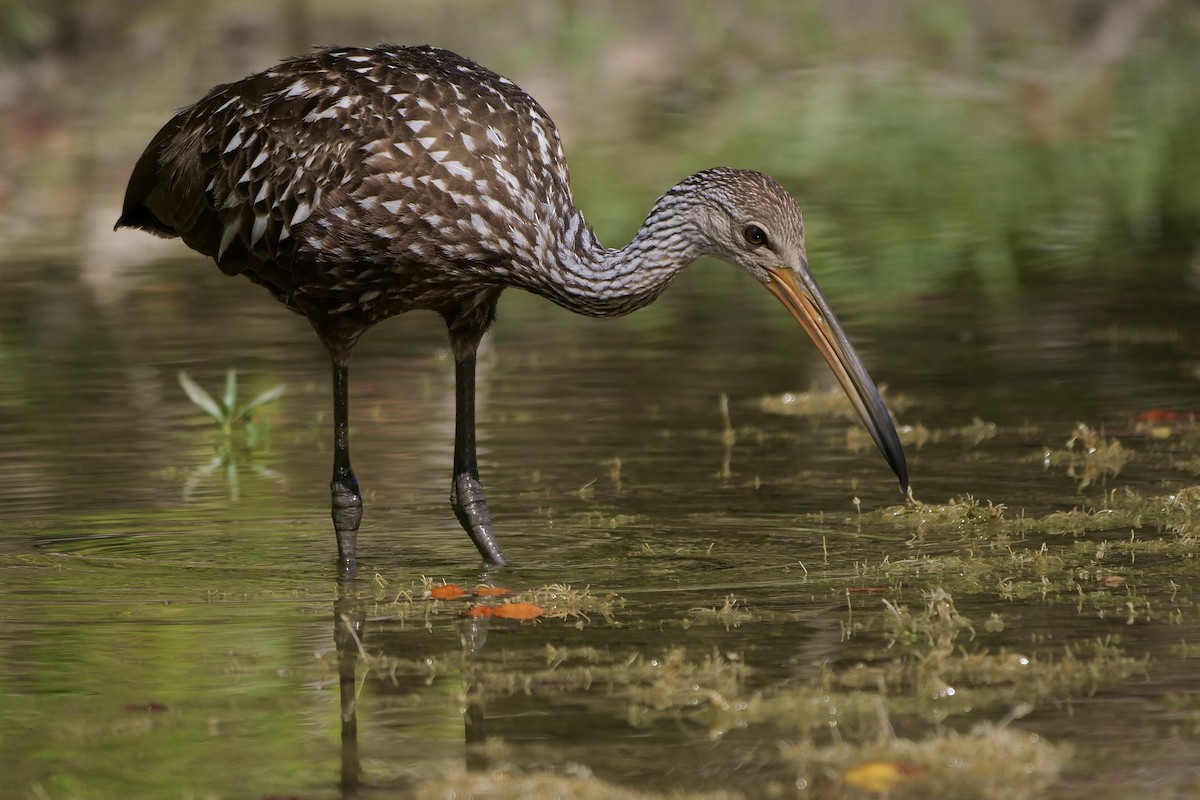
xmin=2 ymin=246 xmax=1199 ymax=798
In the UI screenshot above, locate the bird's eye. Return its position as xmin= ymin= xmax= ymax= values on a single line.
xmin=743 ymin=225 xmax=769 ymax=248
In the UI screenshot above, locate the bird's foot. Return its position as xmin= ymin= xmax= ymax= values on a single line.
xmin=451 ymin=473 xmax=508 ymax=566
xmin=331 ymin=475 xmax=362 ymax=573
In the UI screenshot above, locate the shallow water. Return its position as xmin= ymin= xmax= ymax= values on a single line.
xmin=0 ymin=3 xmax=1198 ymax=793
xmin=2 ymin=240 xmax=1199 ymax=798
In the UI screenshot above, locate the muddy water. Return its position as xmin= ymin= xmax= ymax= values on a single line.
xmin=2 ymin=252 xmax=1199 ymax=799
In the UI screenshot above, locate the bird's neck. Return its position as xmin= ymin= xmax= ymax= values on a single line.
xmin=516 ymin=190 xmax=706 ymax=318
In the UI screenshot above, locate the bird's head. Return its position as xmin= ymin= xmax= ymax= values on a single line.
xmin=681 ymin=168 xmax=909 ymax=493
xmin=685 ymin=168 xmax=809 ymax=285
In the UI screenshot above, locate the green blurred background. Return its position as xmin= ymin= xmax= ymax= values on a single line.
xmin=1 ymin=0 xmax=1197 ymax=302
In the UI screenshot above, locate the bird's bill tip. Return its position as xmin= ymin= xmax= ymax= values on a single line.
xmin=764 ymin=266 xmax=909 ymax=490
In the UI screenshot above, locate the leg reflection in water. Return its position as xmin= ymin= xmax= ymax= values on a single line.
xmin=334 ymin=579 xmax=365 ymax=798
xmin=330 ymin=570 xmax=500 ymax=796
xmin=460 ymin=611 xmax=492 ymax=772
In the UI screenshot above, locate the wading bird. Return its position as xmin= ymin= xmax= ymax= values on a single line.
xmin=118 ymin=45 xmax=907 ymax=570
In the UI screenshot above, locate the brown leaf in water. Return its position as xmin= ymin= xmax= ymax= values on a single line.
xmin=1130 ymin=409 xmax=1197 ymax=439
xmin=428 ymin=583 xmax=468 ymax=600
xmin=464 ymin=602 xmax=545 ymax=620
xmin=490 ymin=603 xmax=544 ymax=619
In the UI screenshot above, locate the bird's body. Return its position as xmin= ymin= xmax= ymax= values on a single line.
xmin=122 ymin=46 xmax=680 ymax=347
xmin=119 ymin=45 xmax=908 ymax=570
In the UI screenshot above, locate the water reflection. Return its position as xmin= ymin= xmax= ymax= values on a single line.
xmin=333 ymin=579 xmax=364 ymax=797
xmin=331 ymin=572 xmax=504 ymax=797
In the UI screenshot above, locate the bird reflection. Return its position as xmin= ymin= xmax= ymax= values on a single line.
xmin=330 ymin=572 xmax=498 ymax=796
xmin=333 ymin=578 xmax=365 ymax=797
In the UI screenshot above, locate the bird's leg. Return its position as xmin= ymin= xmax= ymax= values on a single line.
xmin=330 ymin=360 xmax=362 ymax=572
xmin=451 ymin=346 xmax=508 ymax=566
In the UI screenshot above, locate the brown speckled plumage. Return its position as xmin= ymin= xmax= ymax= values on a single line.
xmin=118 ymin=44 xmax=907 ymax=570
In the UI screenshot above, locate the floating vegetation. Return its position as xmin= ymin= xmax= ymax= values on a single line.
xmin=857 ymin=486 xmax=1199 ymax=544
xmin=724 ymin=590 xmax=1146 ymax=738
xmin=623 ymin=649 xmax=749 ymax=721
xmin=760 ymin=387 xmax=1004 ymax=455
xmin=373 ymin=578 xmax=625 ymax=628
xmin=782 ymin=723 xmax=1064 ymax=800
xmin=191 ymin=470 xmax=1199 ymax=799
xmin=443 ymin=644 xmax=751 ymax=728
xmin=298 ymin=572 xmax=1141 ymax=798
xmin=822 ymin=488 xmax=1197 ymax=624
xmin=758 ymin=386 xmax=914 ymax=421
xmin=1043 ymin=423 xmax=1134 ymax=489
xmin=686 ymin=594 xmax=756 ymax=630
xmin=416 ymin=585 xmax=1126 ymax=794
xmin=187 ymin=468 xmax=1198 ymax=799
xmin=1171 ymin=456 xmax=1200 ymax=478
xmin=860 ymin=494 xmax=1011 ymax=539
xmin=408 ymin=766 xmax=743 ymax=800
xmin=522 ymin=583 xmax=625 ymax=625
xmin=848 ymin=416 xmax=999 ymax=454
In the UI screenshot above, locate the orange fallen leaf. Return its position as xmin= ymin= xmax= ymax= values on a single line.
xmin=474 ymin=586 xmax=512 ymax=597
xmin=463 ymin=602 xmax=545 ymax=620
xmin=489 ymin=602 xmax=544 ymax=620
xmin=842 ymin=761 xmax=927 ymax=793
xmin=428 ymin=583 xmax=467 ymax=600
xmin=1132 ymin=409 xmax=1193 ymax=423
xmin=1131 ymin=410 xmax=1197 ymax=439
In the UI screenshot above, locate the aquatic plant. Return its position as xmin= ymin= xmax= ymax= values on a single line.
xmin=177 ymin=369 xmax=285 ymax=501
xmin=178 ymin=368 xmax=283 ymax=447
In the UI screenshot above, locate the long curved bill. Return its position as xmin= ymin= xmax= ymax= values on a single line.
xmin=765 ymin=265 xmax=909 ymax=493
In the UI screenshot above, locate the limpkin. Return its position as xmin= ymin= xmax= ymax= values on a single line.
xmin=118 ymin=45 xmax=908 ymax=570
